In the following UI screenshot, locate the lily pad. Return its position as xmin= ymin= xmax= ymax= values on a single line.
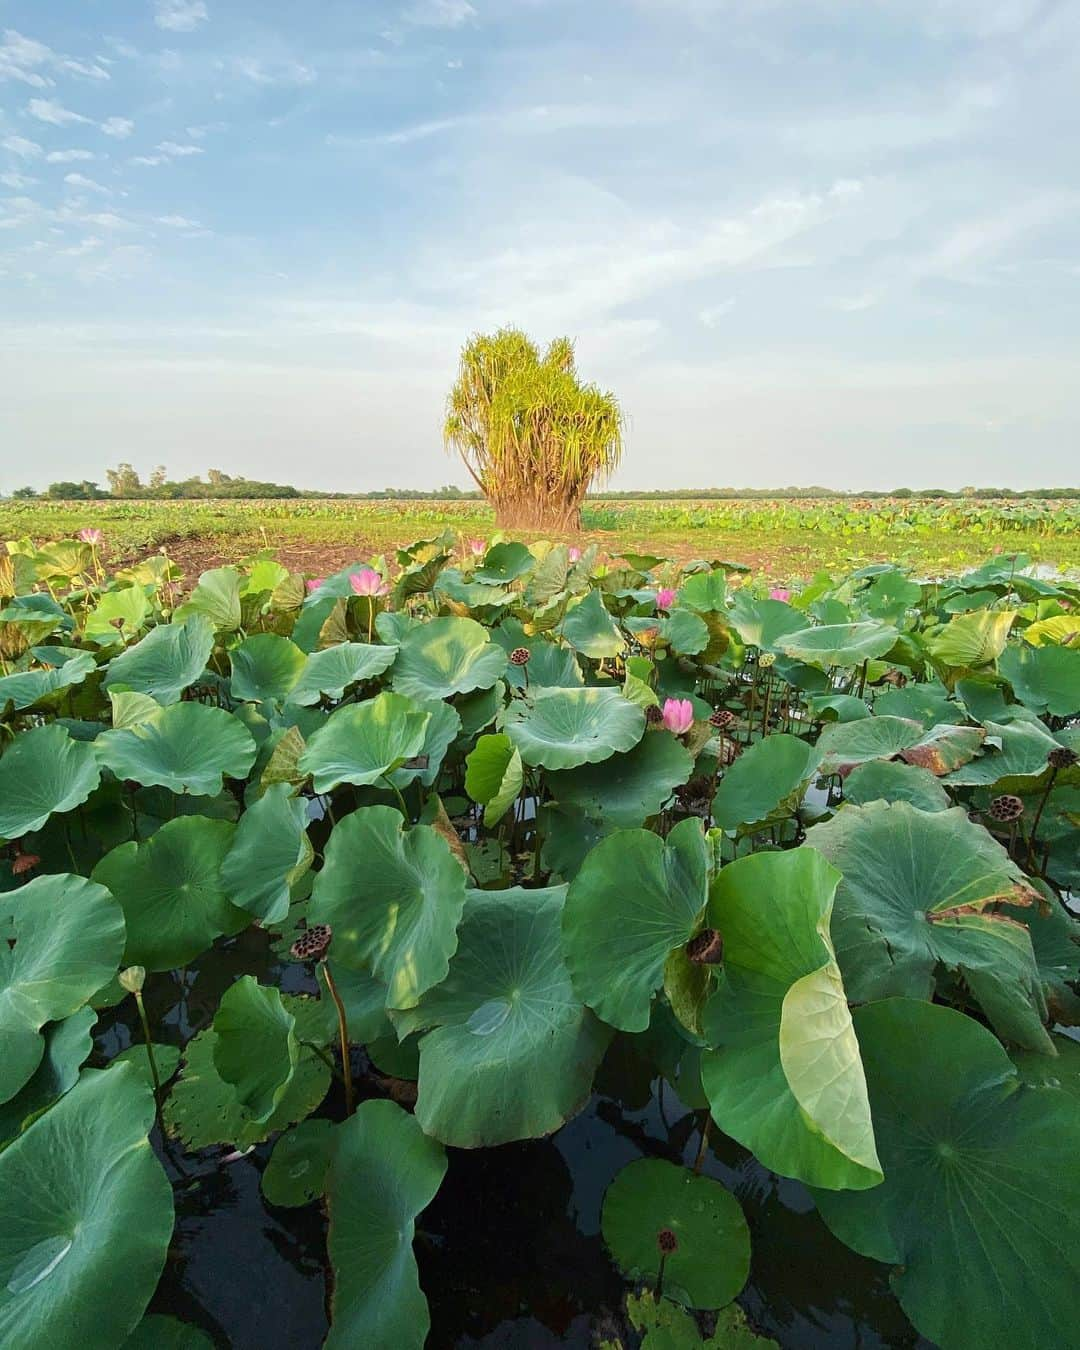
xmin=212 ymin=976 xmax=298 ymax=1123
xmin=95 ymin=701 xmax=257 ymax=795
xmin=262 ymin=1118 xmax=335 ymax=1207
xmin=325 ymin=1098 xmax=446 ymax=1350
xmin=0 ymin=724 xmax=101 ymax=840
xmin=309 ymin=806 xmax=467 ymax=1010
xmin=229 ymin=634 xmax=307 ymax=704
xmin=103 ymin=616 xmax=214 ymax=705
xmin=701 ymin=848 xmax=882 ymax=1190
xmin=601 ymin=1158 xmax=750 ymax=1310
xmin=391 ymin=616 xmax=507 ymax=700
xmin=1 ymin=875 xmax=124 ymax=1104
xmin=807 ymin=802 xmax=1052 ymax=1052
xmin=286 ymin=642 xmax=397 ymax=706
xmin=503 ymin=686 xmax=645 ymax=770
xmin=220 ymin=783 xmax=312 ymax=925
xmin=395 ymin=886 xmax=611 ymax=1147
xmin=0 ymin=1065 xmax=174 ymax=1350
xmin=298 ymin=692 xmax=430 ymax=793
xmin=547 ymin=732 xmax=695 ymax=828
xmin=777 ymin=621 xmax=898 ymax=668
xmin=563 ymin=818 xmax=708 ymax=1032
xmin=813 ymin=999 xmax=1080 ymax=1350
xmin=711 ymin=734 xmax=821 ymax=831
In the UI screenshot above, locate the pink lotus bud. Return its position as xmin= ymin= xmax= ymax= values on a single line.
xmin=349 ymin=569 xmax=388 ymax=598
xmin=568 ymin=546 xmax=582 ymax=563
xmin=468 ymin=538 xmax=487 ymax=556
xmin=769 ymin=587 xmax=791 ymax=602
xmin=78 ymin=528 xmax=103 ymax=546
xmin=661 ymin=697 xmax=694 ymax=735
xmin=655 ymin=587 xmax=676 ymax=612
xmin=306 ymin=577 xmax=325 ymax=593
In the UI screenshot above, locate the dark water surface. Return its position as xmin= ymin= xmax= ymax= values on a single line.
xmin=94 ymin=931 xmax=931 ymax=1350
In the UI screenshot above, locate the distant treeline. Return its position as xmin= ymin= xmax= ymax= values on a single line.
xmin=6 ymin=471 xmax=1078 ymax=502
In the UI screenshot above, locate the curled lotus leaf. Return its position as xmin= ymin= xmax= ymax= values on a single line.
xmin=286 ymin=642 xmax=397 ymax=706
xmin=220 ymin=782 xmax=313 ymax=925
xmin=0 ymin=723 xmax=101 ymax=840
xmin=391 ymin=616 xmax=507 ymax=701
xmin=0 ymin=651 xmax=96 ymax=714
xmin=229 ymin=633 xmax=307 ymax=704
xmin=212 ymin=976 xmax=299 ymax=1124
xmin=711 ymin=733 xmax=821 ymax=831
xmin=503 ymin=686 xmax=645 ymax=771
xmin=815 ymin=716 xmax=923 ymax=775
xmin=95 ymin=701 xmax=257 ymax=796
xmin=776 ymin=620 xmax=899 ymax=668
xmin=103 ymin=615 xmax=214 ymax=705
xmin=298 ymin=691 xmax=430 ymax=793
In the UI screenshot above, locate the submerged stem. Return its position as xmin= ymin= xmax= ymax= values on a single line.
xmin=320 ymin=961 xmax=355 ymax=1117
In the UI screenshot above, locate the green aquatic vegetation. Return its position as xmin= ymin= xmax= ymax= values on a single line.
xmin=0 ymin=531 xmax=1077 ymax=1348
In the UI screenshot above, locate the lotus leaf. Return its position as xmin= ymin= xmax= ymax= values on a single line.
xmin=174 ymin=566 xmax=243 ymax=632
xmin=286 ymin=642 xmax=397 ymax=706
xmin=547 ymin=731 xmax=694 ymax=828
xmin=95 ymin=701 xmax=257 ymax=795
xmin=842 ymin=759 xmax=952 ymax=811
xmin=503 ymin=686 xmax=645 ymax=770
xmin=103 ymin=616 xmax=214 ymax=705
xmin=727 ymin=594 xmax=807 ymax=651
xmin=999 ymin=642 xmax=1080 ymax=717
xmin=1 ymin=875 xmax=124 ymax=1103
xmin=813 ymin=999 xmax=1080 ymax=1350
xmin=464 ymin=732 xmax=523 ymax=825
xmin=298 ymin=691 xmax=430 ymax=793
xmin=815 ymin=716 xmax=923 ymax=775
xmin=777 ymin=621 xmax=898 ymax=667
xmin=701 ymin=848 xmax=882 ymax=1190
xmin=475 ymin=541 xmax=535 ymax=584
xmin=563 ymin=818 xmax=708 ymax=1031
xmin=390 ymin=616 xmax=506 ymax=700
xmin=229 ymin=633 xmax=307 ymax=704
xmin=310 ymin=805 xmax=466 ymax=1009
xmin=711 ymin=733 xmax=821 ymax=831
xmin=388 ymin=698 xmax=461 ymax=788
xmin=601 ymin=1158 xmax=750 ymax=1310
xmin=262 ymin=1117 xmax=335 ymax=1207
xmin=395 ymin=885 xmax=611 ymax=1147
xmin=927 ymin=607 xmax=1016 ymax=668
xmin=220 ymin=782 xmax=312 ymax=924
xmin=807 ymin=802 xmax=1053 ymax=1052
xmin=0 ymin=1066 xmax=173 ymax=1350
xmin=0 ymin=651 xmax=96 ymax=714
xmin=942 ymin=717 xmax=1061 ymax=786
xmin=0 ymin=1007 xmax=95 ymax=1144
xmin=124 ymin=1316 xmax=215 ymax=1350
xmin=84 ymin=585 xmax=150 ymax=643
xmin=898 ymin=721 xmax=985 ymax=774
xmin=0 ymin=723 xmax=101 ymax=840
xmin=213 ymin=976 xmax=299 ymax=1122
xmin=325 ymin=1098 xmax=446 ymax=1350
xmin=677 ymin=568 xmax=727 ymax=612
xmin=560 ymin=587 xmax=625 ymax=659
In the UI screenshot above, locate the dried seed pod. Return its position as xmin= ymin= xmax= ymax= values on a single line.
xmin=988 ymin=794 xmax=1024 ymax=823
xmin=656 ymin=1228 xmax=679 ymax=1254
xmin=1047 ymin=746 xmax=1078 ymax=770
xmin=509 ymin=647 xmax=531 ymax=666
xmin=290 ymin=923 xmax=333 ymax=962
xmin=645 ymin=704 xmax=664 ymax=726
xmin=685 ymin=928 xmax=724 ymax=964
xmin=708 ymin=708 xmax=735 ymax=729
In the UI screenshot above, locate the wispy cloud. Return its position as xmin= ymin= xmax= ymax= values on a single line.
xmin=0 ymin=171 xmax=37 ymax=189
xmin=154 ymin=1 xmax=210 ymax=33
xmin=155 ymin=213 xmax=202 ymax=227
xmin=26 ymin=98 xmax=92 ymax=126
xmin=64 ymin=172 xmax=111 ymax=194
xmin=101 ymin=117 xmax=135 ymax=139
xmin=402 ymin=0 xmax=477 ymax=28
xmin=2 ymin=134 xmax=42 ymax=159
xmin=82 ymin=211 xmax=132 ymax=229
xmin=157 ymin=140 xmax=204 ymax=156
xmin=45 ymin=149 xmax=97 ymax=163
xmin=227 ymin=56 xmax=317 ymax=86
xmin=0 ymin=29 xmax=53 ymax=87
xmin=699 ymin=300 xmax=735 ymax=327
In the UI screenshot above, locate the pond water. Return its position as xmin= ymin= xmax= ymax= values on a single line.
xmin=93 ymin=930 xmax=932 ymax=1350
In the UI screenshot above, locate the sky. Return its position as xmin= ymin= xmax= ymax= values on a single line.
xmin=1 ymin=0 xmax=1078 ymax=493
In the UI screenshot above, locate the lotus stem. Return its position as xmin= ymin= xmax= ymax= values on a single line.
xmin=134 ymin=990 xmax=163 ymax=1102
xmin=1027 ymin=766 xmax=1058 ymax=870
xmin=383 ymin=775 xmax=410 ymax=821
xmin=857 ymin=658 xmax=869 ymax=700
xmin=693 ymin=1112 xmax=711 ymax=1175
xmin=320 ymin=961 xmax=355 ymax=1117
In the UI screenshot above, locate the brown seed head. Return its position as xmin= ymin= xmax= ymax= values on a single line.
xmin=645 ymin=704 xmax=664 ymax=726
xmin=1047 ymin=746 xmax=1078 ymax=770
xmin=686 ymin=928 xmax=724 ymax=964
xmin=657 ymin=1228 xmax=679 ymax=1255
xmin=509 ymin=646 xmax=531 ymax=667
xmin=290 ymin=923 xmax=333 ymax=962
xmin=11 ymin=851 xmax=40 ymax=876
xmin=709 ymin=708 xmax=735 ymax=729
xmin=988 ymin=794 xmax=1024 ymax=823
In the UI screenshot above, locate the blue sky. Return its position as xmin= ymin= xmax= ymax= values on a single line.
xmin=1 ymin=0 xmax=1077 ymax=492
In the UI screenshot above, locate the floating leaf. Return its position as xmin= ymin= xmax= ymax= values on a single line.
xmin=103 ymin=616 xmax=214 ymax=705
xmin=298 ymin=691 xmax=430 ymax=793
xmin=95 ymin=701 xmax=257 ymax=795
xmin=711 ymin=734 xmax=820 ymax=831
xmin=547 ymin=732 xmax=694 ymax=828
xmin=286 ymin=642 xmax=397 ymax=706
xmin=503 ymin=686 xmax=645 ymax=770
xmin=221 ymin=783 xmax=312 ymax=924
xmin=0 ymin=723 xmax=101 ymax=840
xmin=395 ymin=886 xmax=611 ymax=1147
xmin=0 ymin=1066 xmax=173 ymax=1350
xmin=942 ymin=717 xmax=1061 ymax=786
xmin=813 ymin=999 xmax=1080 ymax=1350
xmin=391 ymin=616 xmax=507 ymax=700
xmin=325 ymin=1099 xmax=446 ymax=1350
xmin=262 ymin=1118 xmax=335 ymax=1207
xmin=701 ymin=849 xmax=882 ymax=1190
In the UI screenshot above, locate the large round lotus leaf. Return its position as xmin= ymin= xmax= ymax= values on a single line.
xmin=262 ymin=1117 xmax=335 ymax=1207
xmin=813 ymin=999 xmax=1080 ymax=1350
xmin=229 ymin=633 xmax=307 ymax=704
xmin=711 ymin=733 xmax=821 ymax=832
xmin=601 ymin=1158 xmax=750 ymax=1310
xmin=776 ymin=621 xmax=899 ymax=667
xmin=388 ymin=698 xmax=461 ymax=789
xmin=0 ymin=1007 xmax=95 ymax=1145
xmin=815 ymin=715 xmax=923 ymax=774
xmin=0 ymin=723 xmax=101 ymax=840
xmin=875 ymin=680 xmax=962 ymax=727
xmin=1000 ymin=643 xmax=1080 ymax=717
xmin=103 ymin=615 xmax=214 ymax=705
xmin=807 ymin=802 xmax=1053 ymax=1053
xmin=220 ymin=783 xmax=312 ymax=924
xmin=394 ymin=886 xmax=612 ymax=1147
xmin=95 ymin=701 xmax=257 ymax=795
xmin=212 ymin=976 xmax=299 ymax=1123
xmin=0 ymin=1065 xmax=173 ymax=1350
xmin=325 ymin=1098 xmax=446 ymax=1350
xmin=560 ymin=587 xmax=625 ymax=659
xmin=842 ymin=759 xmax=952 ymax=812
xmin=942 ymin=718 xmax=1061 ymax=786
xmin=92 ymin=816 xmax=245 ymax=971
xmin=503 ymin=686 xmax=645 ymax=771
xmin=547 ymin=732 xmax=695 ymax=828
xmin=124 ymin=1315 xmax=216 ymax=1350
xmin=286 ymin=642 xmax=397 ymax=706
xmin=563 ymin=818 xmax=708 ymax=1032
xmin=700 ymin=849 xmax=882 ymax=1190
xmin=163 ymin=1009 xmax=331 ymax=1150
xmin=927 ymin=607 xmax=1016 ymax=668
xmin=677 ymin=568 xmax=727 ymax=613
xmin=1 ymin=875 xmax=124 ymax=1104
xmin=84 ymin=585 xmax=150 ymax=643
xmin=391 ymin=616 xmax=507 ymax=700
xmin=494 ymin=627 xmax=582 ymax=690
xmin=727 ymin=594 xmax=807 ymax=651
xmin=474 ymin=541 xmax=535 ymax=584
xmin=298 ymin=691 xmax=430 ymax=793
xmin=174 ymin=566 xmax=242 ymax=632
xmin=0 ymin=651 xmax=96 ymax=714
xmin=464 ymin=732 xmax=523 ymax=826
xmin=309 ymin=805 xmax=466 ymax=1009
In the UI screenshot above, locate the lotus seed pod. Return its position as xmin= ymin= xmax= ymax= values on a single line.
xmin=657 ymin=1227 xmax=679 ymax=1254
xmin=1047 ymin=746 xmax=1078 ymax=770
xmin=119 ymin=965 xmax=146 ymax=994
xmin=708 ymin=708 xmax=735 ymax=729
xmin=290 ymin=923 xmax=333 ymax=962
xmin=645 ymin=704 xmax=664 ymax=725
xmin=758 ymin=652 xmax=776 ymax=668
xmin=685 ymin=928 xmax=724 ymax=964
xmin=509 ymin=647 xmax=531 ymax=666
xmin=10 ymin=850 xmax=40 ymax=876
xmin=988 ymin=794 xmax=1024 ymax=823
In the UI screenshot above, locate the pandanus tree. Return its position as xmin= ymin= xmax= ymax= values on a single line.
xmin=444 ymin=327 xmax=624 ymax=531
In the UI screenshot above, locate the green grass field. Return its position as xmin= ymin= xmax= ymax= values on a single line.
xmin=2 ymin=495 xmax=1077 ymax=582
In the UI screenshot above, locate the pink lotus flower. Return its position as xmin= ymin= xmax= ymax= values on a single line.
xmin=655 ymin=587 xmax=677 ymax=611
xmin=661 ymin=698 xmax=694 ymax=735
xmin=306 ymin=577 xmax=325 ymax=593
xmin=568 ymin=546 xmax=582 ymax=563
xmin=769 ymin=587 xmax=791 ymax=602
xmin=468 ymin=538 xmax=487 ymax=556
xmin=349 ymin=568 xmax=388 ymax=598
xmin=78 ymin=528 xmax=103 ymax=546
